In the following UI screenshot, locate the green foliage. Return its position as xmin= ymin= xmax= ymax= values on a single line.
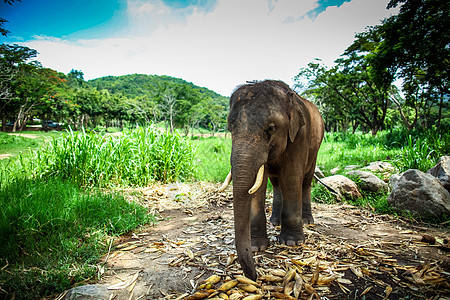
xmin=396 ymin=135 xmax=437 ymax=172
xmin=295 ymin=0 xmax=449 ymax=135
xmin=25 ymin=127 xmax=196 ymax=187
xmin=193 ymin=137 xmax=231 ymax=183
xmin=0 ymin=179 xmax=153 ymax=299
xmin=316 ymin=131 xmax=400 ymax=174
xmin=311 ymin=183 xmax=336 ymax=204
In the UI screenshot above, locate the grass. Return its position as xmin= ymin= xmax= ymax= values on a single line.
xmin=0 ymin=179 xmax=154 ymax=299
xmin=14 ymin=127 xmax=196 ymax=187
xmin=316 ymin=131 xmax=401 ymax=175
xmin=193 ymin=136 xmax=231 ymax=183
xmin=0 ymin=126 xmax=197 ymax=299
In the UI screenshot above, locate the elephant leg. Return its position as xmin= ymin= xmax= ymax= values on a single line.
xmin=269 ymin=177 xmax=282 ymax=226
xmin=302 ymin=164 xmax=316 ymax=224
xmin=250 ymin=175 xmax=269 ymax=252
xmin=302 ymin=184 xmax=314 ymax=224
xmin=279 ymin=176 xmax=304 ymax=246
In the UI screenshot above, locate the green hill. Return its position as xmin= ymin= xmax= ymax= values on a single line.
xmin=88 ymin=74 xmax=228 ymax=106
xmin=87 ymin=74 xmax=229 ymax=133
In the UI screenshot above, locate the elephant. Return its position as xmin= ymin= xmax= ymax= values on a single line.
xmin=218 ymin=80 xmax=324 ymax=280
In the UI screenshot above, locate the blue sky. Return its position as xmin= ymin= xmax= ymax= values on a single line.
xmin=0 ymin=0 xmax=398 ymax=95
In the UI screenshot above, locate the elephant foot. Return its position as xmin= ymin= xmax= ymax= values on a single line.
xmin=279 ymin=228 xmax=305 ymax=246
xmin=251 ymin=236 xmax=269 ymax=252
xmin=302 ymin=214 xmax=314 ymax=225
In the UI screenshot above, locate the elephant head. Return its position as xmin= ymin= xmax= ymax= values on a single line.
xmin=220 ymin=80 xmax=323 ymax=280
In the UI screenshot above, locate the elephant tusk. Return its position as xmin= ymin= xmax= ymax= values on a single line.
xmin=248 ymin=165 xmax=264 ymax=194
xmin=218 ymin=171 xmax=232 ymax=192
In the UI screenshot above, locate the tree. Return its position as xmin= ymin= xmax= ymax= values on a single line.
xmin=0 ymin=0 xmax=21 ymax=37
xmin=0 ymin=44 xmax=38 ymax=130
xmin=67 ymin=69 xmax=85 ymax=89
xmin=295 ymin=37 xmax=394 ymax=136
xmin=11 ymin=65 xmax=65 ymax=131
xmin=374 ymin=0 xmax=450 ymax=129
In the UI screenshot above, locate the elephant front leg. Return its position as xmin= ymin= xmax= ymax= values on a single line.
xmin=279 ymin=182 xmax=305 ymax=246
xmin=250 ymin=177 xmax=269 ymax=252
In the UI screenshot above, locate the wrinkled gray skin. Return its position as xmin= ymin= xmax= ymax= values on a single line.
xmin=227 ymin=80 xmax=324 ymax=280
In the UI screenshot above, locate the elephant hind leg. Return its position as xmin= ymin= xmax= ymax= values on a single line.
xmin=302 ymin=161 xmax=317 ymax=225
xmin=269 ymin=177 xmax=282 ymax=226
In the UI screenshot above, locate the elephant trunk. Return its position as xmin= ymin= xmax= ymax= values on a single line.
xmin=231 ymin=153 xmax=260 ymax=280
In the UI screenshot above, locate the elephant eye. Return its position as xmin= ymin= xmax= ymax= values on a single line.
xmin=266 ymin=124 xmax=276 ymax=136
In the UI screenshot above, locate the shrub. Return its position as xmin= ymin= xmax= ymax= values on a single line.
xmin=24 ymin=127 xmax=196 ymax=187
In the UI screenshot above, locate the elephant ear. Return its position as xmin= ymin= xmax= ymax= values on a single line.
xmin=288 ymin=92 xmax=306 ymax=143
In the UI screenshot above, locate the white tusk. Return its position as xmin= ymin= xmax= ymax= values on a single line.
xmin=218 ymin=171 xmax=232 ymax=192
xmin=248 ymin=165 xmax=265 ymax=194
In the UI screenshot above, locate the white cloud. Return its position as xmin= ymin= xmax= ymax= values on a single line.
xmin=24 ymin=0 xmax=398 ymax=96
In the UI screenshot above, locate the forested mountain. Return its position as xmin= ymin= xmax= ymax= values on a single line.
xmin=87 ymin=74 xmax=229 ymax=134
xmin=89 ymin=74 xmax=227 ymax=104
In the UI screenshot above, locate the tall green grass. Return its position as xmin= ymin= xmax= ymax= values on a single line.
xmin=23 ymin=127 xmax=196 ymax=187
xmin=0 ymin=126 xmax=198 ymax=299
xmin=193 ymin=137 xmax=231 ymax=183
xmin=0 ymin=179 xmax=153 ymax=299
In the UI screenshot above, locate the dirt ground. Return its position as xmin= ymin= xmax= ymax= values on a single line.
xmin=55 ymin=183 xmax=449 ymax=300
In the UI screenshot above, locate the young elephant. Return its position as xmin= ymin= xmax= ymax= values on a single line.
xmin=219 ymin=80 xmax=324 ymax=280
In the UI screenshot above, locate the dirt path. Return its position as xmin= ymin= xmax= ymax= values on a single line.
xmin=58 ymin=183 xmax=449 ymax=300
xmin=7 ymin=133 xmax=39 ymax=139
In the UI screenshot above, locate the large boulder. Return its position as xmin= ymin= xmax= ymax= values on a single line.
xmin=320 ymin=175 xmax=362 ymax=201
xmin=388 ymin=169 xmax=450 ymax=219
xmin=427 ymin=156 xmax=450 ymax=192
xmin=389 ymin=173 xmax=402 ymax=190
xmin=347 ymin=170 xmax=389 ymax=193
xmin=64 ymin=284 xmax=114 ymax=299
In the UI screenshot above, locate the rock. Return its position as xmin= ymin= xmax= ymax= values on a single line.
xmin=330 ymin=167 xmax=340 ymax=175
xmin=345 ymin=165 xmax=360 ymax=171
xmin=388 ymin=169 xmax=450 ymax=219
xmin=315 ymin=166 xmax=325 ymax=178
xmin=320 ymin=175 xmax=362 ymax=201
xmin=347 ymin=170 xmax=389 ymax=193
xmin=427 ymin=156 xmax=450 ymax=192
xmin=363 ymin=161 xmax=395 ymax=173
xmin=389 ymin=173 xmax=402 ymax=190
xmin=64 ymin=284 xmax=114 ymax=299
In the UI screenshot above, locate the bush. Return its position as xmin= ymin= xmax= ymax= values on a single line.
xmin=24 ymin=127 xmax=196 ymax=187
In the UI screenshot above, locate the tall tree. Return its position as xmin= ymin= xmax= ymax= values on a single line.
xmin=0 ymin=44 xmax=37 ymax=130
xmin=375 ymin=0 xmax=449 ymax=128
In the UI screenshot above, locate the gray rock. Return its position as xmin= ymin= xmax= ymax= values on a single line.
xmin=345 ymin=165 xmax=360 ymax=170
xmin=363 ymin=161 xmax=395 ymax=173
xmin=64 ymin=284 xmax=114 ymax=299
xmin=330 ymin=167 xmax=340 ymax=175
xmin=347 ymin=170 xmax=389 ymax=193
xmin=389 ymin=173 xmax=402 ymax=190
xmin=428 ymin=156 xmax=450 ymax=192
xmin=388 ymin=169 xmax=450 ymax=219
xmin=321 ymin=175 xmax=362 ymax=201
xmin=315 ymin=166 xmax=325 ymax=178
